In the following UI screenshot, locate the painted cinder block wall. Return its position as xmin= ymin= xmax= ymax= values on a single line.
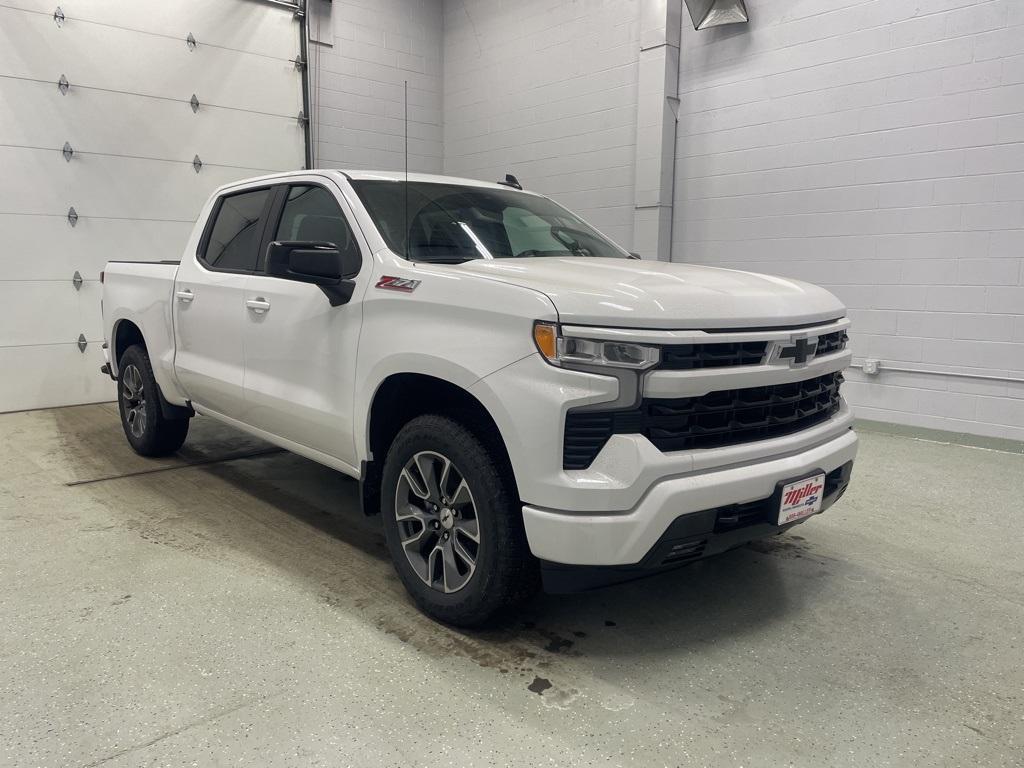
xmin=442 ymin=0 xmax=641 ymax=247
xmin=316 ymin=0 xmax=1023 ymax=441
xmin=674 ymin=0 xmax=1024 ymax=440
xmin=311 ymin=0 xmax=444 ymax=172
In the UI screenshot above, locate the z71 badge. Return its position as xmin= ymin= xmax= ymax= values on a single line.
xmin=375 ymin=276 xmax=421 ymax=293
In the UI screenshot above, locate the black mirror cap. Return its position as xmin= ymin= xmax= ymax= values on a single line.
xmin=266 ymin=241 xmax=362 ymax=306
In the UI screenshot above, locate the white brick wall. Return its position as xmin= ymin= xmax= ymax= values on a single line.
xmin=311 ymin=0 xmax=1024 ymax=442
xmin=674 ymin=0 xmax=1024 ymax=441
xmin=441 ymin=0 xmax=641 ymax=246
xmin=312 ymin=0 xmax=444 ymax=172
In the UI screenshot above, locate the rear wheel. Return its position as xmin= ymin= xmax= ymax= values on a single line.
xmin=117 ymin=344 xmax=189 ymax=456
xmin=381 ymin=414 xmax=537 ymax=627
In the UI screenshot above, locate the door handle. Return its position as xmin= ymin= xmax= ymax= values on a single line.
xmin=175 ymin=289 xmax=194 ymax=303
xmin=246 ymin=297 xmax=271 ymax=314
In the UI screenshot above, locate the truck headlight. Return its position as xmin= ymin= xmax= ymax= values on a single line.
xmin=533 ymin=322 xmax=659 ymax=370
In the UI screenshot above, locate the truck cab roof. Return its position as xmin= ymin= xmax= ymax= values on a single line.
xmin=213 ymin=169 xmax=537 ymax=197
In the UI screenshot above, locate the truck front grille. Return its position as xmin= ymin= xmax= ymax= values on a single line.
xmin=815 ymin=330 xmax=848 ymax=356
xmin=659 ymin=341 xmax=767 ymax=370
xmin=563 ymin=372 xmax=844 ymax=470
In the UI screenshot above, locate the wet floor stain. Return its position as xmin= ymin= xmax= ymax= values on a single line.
xmin=527 ymin=676 xmax=552 ymax=695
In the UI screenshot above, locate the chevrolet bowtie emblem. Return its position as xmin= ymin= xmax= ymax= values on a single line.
xmin=779 ymin=337 xmax=816 ymax=365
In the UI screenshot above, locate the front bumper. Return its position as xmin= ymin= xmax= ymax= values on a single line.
xmin=540 ymin=459 xmax=854 ymax=592
xmin=521 ymin=426 xmax=858 ymax=570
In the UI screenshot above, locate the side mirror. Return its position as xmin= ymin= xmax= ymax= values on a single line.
xmin=266 ymin=241 xmax=361 ymax=306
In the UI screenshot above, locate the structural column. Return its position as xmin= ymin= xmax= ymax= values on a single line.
xmin=632 ymin=0 xmax=681 ymax=261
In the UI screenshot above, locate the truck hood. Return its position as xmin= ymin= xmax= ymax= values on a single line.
xmin=453 ymin=258 xmax=845 ymax=329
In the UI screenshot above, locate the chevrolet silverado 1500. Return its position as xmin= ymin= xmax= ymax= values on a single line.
xmin=101 ymin=170 xmax=857 ymax=626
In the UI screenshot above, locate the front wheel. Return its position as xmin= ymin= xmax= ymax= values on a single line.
xmin=117 ymin=344 xmax=189 ymax=456
xmin=381 ymin=414 xmax=538 ymax=627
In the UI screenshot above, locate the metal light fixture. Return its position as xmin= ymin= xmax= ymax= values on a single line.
xmin=684 ymin=0 xmax=748 ymax=30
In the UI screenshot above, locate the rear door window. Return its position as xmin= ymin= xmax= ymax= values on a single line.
xmin=202 ymin=188 xmax=271 ymax=272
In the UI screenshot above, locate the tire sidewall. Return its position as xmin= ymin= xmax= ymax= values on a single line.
xmin=381 ymin=415 xmax=511 ymax=620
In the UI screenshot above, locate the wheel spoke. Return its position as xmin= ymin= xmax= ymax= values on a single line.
xmin=413 ymin=453 xmax=441 ymax=501
xmin=395 ymin=501 xmax=431 ymax=525
xmin=122 ymin=368 xmax=135 ymax=399
xmin=426 ymin=544 xmax=444 ymax=587
xmin=440 ymin=539 xmax=466 ymax=592
xmin=438 ymin=457 xmax=454 ymax=500
xmin=454 ymin=516 xmax=479 ymax=542
xmin=452 ymin=535 xmax=477 ymax=569
xmin=450 ymin=479 xmax=472 ymax=508
xmin=400 ymin=468 xmax=429 ymax=500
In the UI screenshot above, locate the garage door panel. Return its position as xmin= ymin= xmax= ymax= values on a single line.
xmin=2 ymin=216 xmax=194 ymax=281
xmin=1 ymin=0 xmax=303 ymax=410
xmin=77 ymin=280 xmax=104 ymax=345
xmin=0 ymin=148 xmax=282 ymax=220
xmin=0 ymin=283 xmax=79 ymax=347
xmin=0 ymin=280 xmax=103 ymax=347
xmin=0 ymin=8 xmax=301 ymax=116
xmin=3 ymin=0 xmax=301 ymax=59
xmin=0 ymin=343 xmax=114 ymax=413
xmin=0 ymin=79 xmax=303 ymax=171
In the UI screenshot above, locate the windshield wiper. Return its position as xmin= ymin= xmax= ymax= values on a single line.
xmin=411 ymin=254 xmax=480 ymax=265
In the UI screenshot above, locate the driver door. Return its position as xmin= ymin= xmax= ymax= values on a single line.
xmin=241 ymin=179 xmax=367 ymax=468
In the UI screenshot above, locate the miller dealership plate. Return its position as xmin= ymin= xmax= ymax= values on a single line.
xmin=777 ymin=473 xmax=826 ymax=525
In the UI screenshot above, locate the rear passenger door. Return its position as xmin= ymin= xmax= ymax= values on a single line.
xmin=173 ymin=186 xmax=271 ymax=418
xmin=241 ymin=179 xmax=367 ymax=467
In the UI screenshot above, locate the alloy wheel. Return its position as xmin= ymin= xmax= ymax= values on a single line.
xmin=395 ymin=450 xmax=481 ymax=593
xmin=121 ymin=364 xmax=147 ymax=439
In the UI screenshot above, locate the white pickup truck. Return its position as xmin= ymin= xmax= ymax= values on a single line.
xmin=101 ymin=170 xmax=857 ymax=626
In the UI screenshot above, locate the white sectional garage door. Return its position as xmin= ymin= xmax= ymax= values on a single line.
xmin=0 ymin=0 xmax=306 ymax=411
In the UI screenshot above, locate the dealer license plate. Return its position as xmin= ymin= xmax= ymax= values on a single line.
xmin=777 ymin=473 xmax=826 ymax=525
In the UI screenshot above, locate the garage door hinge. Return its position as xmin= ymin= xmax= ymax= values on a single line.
xmin=297 ymin=110 xmax=308 ymax=126
xmin=293 ymin=53 xmax=306 ymax=71
xmin=77 ymin=334 xmax=88 ymax=353
xmin=186 ymin=32 xmax=197 ymax=51
xmin=193 ymin=155 xmax=203 ymax=173
xmin=53 ymin=6 xmax=64 ymax=27
xmin=72 ymin=271 xmax=83 ymax=290
xmin=67 ymin=206 xmax=78 ymax=227
xmin=63 ymin=141 xmax=74 ymax=161
xmin=57 ymin=74 xmax=70 ymax=95
xmin=190 ymin=94 xmax=200 ymax=113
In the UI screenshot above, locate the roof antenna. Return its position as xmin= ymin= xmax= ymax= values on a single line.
xmin=497 ymin=173 xmax=522 ymax=190
xmin=404 ymin=79 xmax=410 ymax=261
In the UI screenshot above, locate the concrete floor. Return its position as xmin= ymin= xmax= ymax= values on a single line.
xmin=1 ymin=404 xmax=1022 ymax=768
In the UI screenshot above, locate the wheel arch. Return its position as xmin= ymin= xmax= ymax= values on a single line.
xmin=111 ymin=319 xmax=193 ymax=421
xmin=112 ymin=317 xmax=146 ymax=371
xmin=360 ymin=372 xmax=518 ymax=516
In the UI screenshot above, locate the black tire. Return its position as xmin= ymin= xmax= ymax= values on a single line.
xmin=381 ymin=414 xmax=538 ymax=627
xmin=117 ymin=344 xmax=189 ymax=457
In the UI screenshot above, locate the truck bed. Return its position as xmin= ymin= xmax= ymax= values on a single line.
xmin=102 ymin=260 xmax=180 ymax=391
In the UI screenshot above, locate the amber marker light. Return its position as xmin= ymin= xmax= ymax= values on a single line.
xmin=533 ymin=322 xmax=558 ymax=362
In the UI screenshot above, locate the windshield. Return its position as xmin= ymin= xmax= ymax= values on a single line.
xmin=349 ymin=180 xmax=629 ymax=263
